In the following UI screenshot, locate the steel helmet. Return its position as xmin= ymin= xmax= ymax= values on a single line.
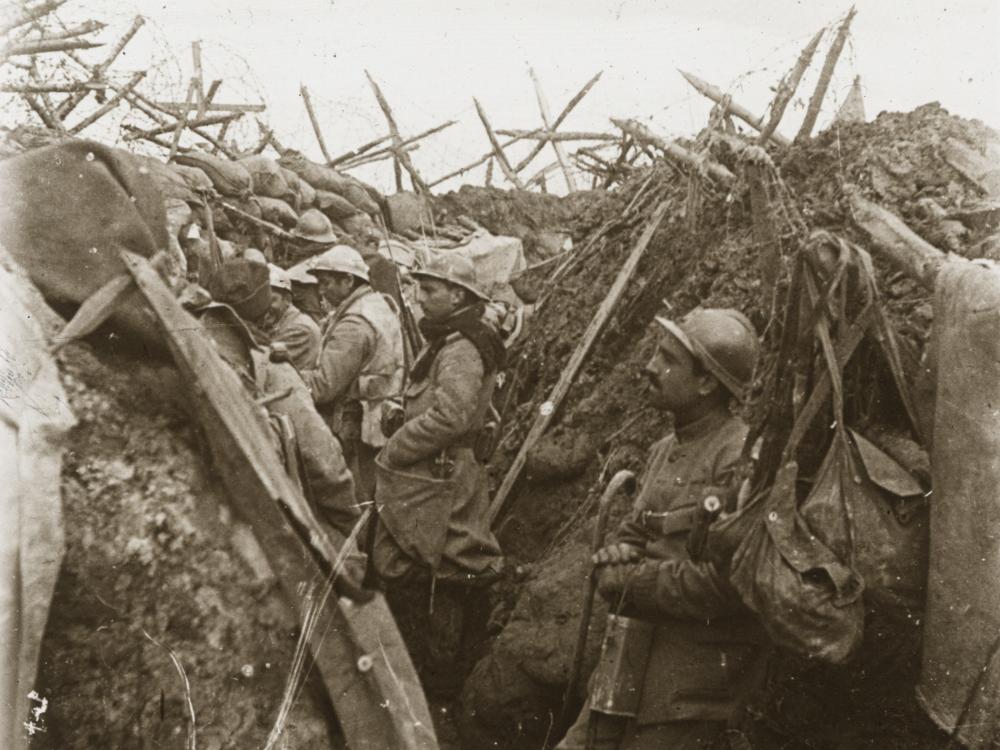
xmin=267 ymin=263 xmax=292 ymax=292
xmin=243 ymin=247 xmax=268 ymax=265
xmin=310 ymin=244 xmax=370 ymax=283
xmin=287 ymin=263 xmax=319 ymax=286
xmin=412 ymin=253 xmax=487 ymax=300
xmin=291 ymin=208 xmax=338 ymax=244
xmin=654 ymin=308 xmax=760 ymax=400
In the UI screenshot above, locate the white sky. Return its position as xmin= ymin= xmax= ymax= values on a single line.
xmin=10 ymin=0 xmax=1000 ymax=193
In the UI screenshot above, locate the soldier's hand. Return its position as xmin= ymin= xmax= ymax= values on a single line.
xmin=596 ymin=563 xmax=635 ymax=598
xmin=593 ymin=542 xmax=642 ymax=566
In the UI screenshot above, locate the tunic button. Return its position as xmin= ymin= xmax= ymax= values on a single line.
xmin=674 ymin=476 xmax=684 ymax=485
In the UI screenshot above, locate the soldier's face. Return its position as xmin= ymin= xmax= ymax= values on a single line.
xmin=643 ymin=332 xmax=703 ymax=411
xmin=317 ymin=273 xmax=355 ymax=307
xmin=418 ymin=278 xmax=463 ymax=321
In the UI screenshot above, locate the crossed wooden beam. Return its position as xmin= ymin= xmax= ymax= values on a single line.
xmin=440 ymin=69 xmax=604 ymax=192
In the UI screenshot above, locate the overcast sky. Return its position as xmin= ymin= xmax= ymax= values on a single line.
xmin=15 ymin=0 xmax=1000 ymax=193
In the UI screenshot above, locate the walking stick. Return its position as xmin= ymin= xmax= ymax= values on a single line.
xmin=559 ymin=469 xmax=637 ymax=730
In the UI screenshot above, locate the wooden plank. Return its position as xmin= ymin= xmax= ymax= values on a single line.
xmin=50 ymin=273 xmax=134 ymax=352
xmin=488 ymin=201 xmax=670 ymax=524
xmin=528 ymin=67 xmax=577 ymax=191
xmin=119 ymin=251 xmax=438 ymax=750
xmin=796 ymin=7 xmax=857 ymax=142
xmin=678 ymin=70 xmax=790 ymax=147
xmin=846 ymin=187 xmax=948 ymax=290
xmin=473 ymin=97 xmax=526 ymax=190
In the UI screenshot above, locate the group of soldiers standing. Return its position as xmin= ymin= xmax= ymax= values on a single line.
xmin=191 ymin=203 xmax=770 ymax=748
xmin=191 ymin=209 xmax=506 ymax=690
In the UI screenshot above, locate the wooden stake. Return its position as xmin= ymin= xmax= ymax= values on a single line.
xmin=191 ymin=41 xmax=207 ymax=117
xmin=338 ymin=120 xmax=454 ymax=168
xmin=300 ymin=84 xmax=333 ymax=163
xmin=340 ymin=142 xmax=419 ymax=170
xmin=68 ymin=70 xmax=145 ymax=134
xmin=758 ymin=28 xmax=824 ymax=144
xmin=2 ymin=38 xmax=102 ymax=57
xmin=678 ymin=70 xmax=790 ymax=147
xmin=23 ymin=94 xmax=62 ymax=130
xmin=747 ymin=162 xmax=782 ymax=298
xmin=2 ymin=81 xmax=107 ymax=94
xmin=528 ymin=66 xmax=577 ymax=191
xmin=168 ymin=79 xmax=198 ymax=162
xmin=473 ymin=97 xmax=526 ymax=189
xmin=611 ymin=118 xmax=735 ymax=184
xmin=796 ymin=7 xmax=857 ymax=142
xmin=57 ymin=15 xmax=145 ymax=120
xmin=365 ymin=70 xmax=430 ymax=195
xmin=514 ymin=70 xmax=603 ymax=173
xmin=126 ymin=88 xmax=236 ymax=157
xmin=330 ymin=134 xmax=393 ymax=166
xmin=20 ymin=19 xmax=105 ymax=42
xmin=488 ymin=201 xmax=670 ymax=525
xmin=484 ymin=157 xmax=494 ymax=187
xmin=497 ymin=128 xmax=617 ymax=142
xmin=0 ymin=0 xmax=67 ymax=35
xmin=124 ymin=111 xmax=241 ymax=140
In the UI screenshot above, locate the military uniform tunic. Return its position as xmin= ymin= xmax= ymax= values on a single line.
xmin=558 ymin=410 xmax=765 ymax=750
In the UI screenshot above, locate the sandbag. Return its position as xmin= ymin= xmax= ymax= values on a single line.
xmin=295 ymin=173 xmax=316 ymax=208
xmin=135 ymin=155 xmax=197 ymax=203
xmin=169 ymin=163 xmax=214 ymax=194
xmin=175 ymin=150 xmax=253 ymax=198
xmin=253 ymin=196 xmax=298 ymax=228
xmin=164 ymin=198 xmax=192 ymax=278
xmin=238 ymin=154 xmax=293 ymax=200
xmin=386 ymin=191 xmax=433 ymax=234
xmin=338 ymin=212 xmax=377 ymax=237
xmin=0 ymin=140 xmax=167 ymax=343
xmin=278 ymin=149 xmax=352 ymax=193
xmin=316 ymin=189 xmax=360 ymax=221
xmin=342 ymin=180 xmax=380 ymax=215
xmin=918 ymin=259 xmax=1000 ymax=749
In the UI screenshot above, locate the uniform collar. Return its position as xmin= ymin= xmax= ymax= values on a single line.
xmin=673 ymin=408 xmax=731 ymax=444
xmin=333 ymin=283 xmax=373 ymax=317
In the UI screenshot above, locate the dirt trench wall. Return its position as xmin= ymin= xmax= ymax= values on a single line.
xmin=35 ymin=341 xmax=334 ymax=750
xmin=452 ymin=103 xmax=999 ymax=749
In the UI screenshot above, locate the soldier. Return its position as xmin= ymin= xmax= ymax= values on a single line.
xmin=557 ymin=308 xmax=765 ymax=750
xmin=290 ymin=207 xmax=338 ymax=253
xmin=262 ymin=263 xmax=321 ymax=370
xmin=373 ymin=253 xmax=504 ymax=694
xmin=299 ymin=245 xmax=405 ymax=505
xmin=287 ymin=263 xmax=326 ymax=324
xmin=203 ymin=257 xmax=360 ymax=539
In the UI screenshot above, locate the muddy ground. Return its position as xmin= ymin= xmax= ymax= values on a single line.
xmin=32 ymin=102 xmax=998 ymax=750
